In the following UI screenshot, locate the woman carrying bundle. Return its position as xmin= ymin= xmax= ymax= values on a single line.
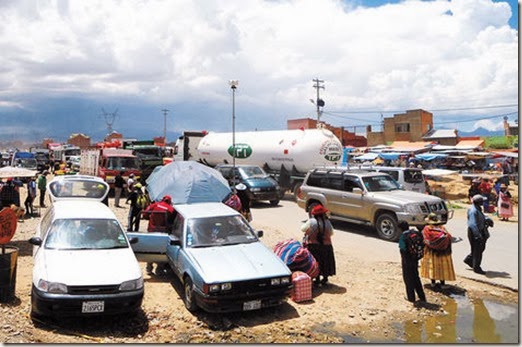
xmin=420 ymin=213 xmax=456 ymax=290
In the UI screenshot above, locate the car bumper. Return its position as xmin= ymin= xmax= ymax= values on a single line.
xmin=31 ymin=285 xmax=144 ymax=318
xmin=194 ymin=286 xmax=291 ymax=313
xmin=248 ymin=191 xmax=280 ymax=202
xmin=396 ymin=211 xmax=451 ymax=226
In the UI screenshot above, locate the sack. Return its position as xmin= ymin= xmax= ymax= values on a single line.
xmin=273 ymin=239 xmax=319 ymax=278
xmin=137 ymin=193 xmax=149 ymax=209
xmin=406 ymin=230 xmax=424 ymax=260
xmin=501 ymin=202 xmax=510 ymax=209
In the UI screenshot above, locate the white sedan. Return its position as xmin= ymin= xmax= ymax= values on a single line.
xmin=29 ymin=175 xmax=144 ymax=319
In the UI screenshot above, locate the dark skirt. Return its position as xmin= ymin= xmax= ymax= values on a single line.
xmin=307 ymin=244 xmax=336 ymax=277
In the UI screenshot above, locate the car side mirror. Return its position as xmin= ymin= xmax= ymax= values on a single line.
xmin=128 ymin=237 xmax=139 ymax=244
xmin=29 ymin=236 xmax=42 ymax=246
xmin=169 ymin=236 xmax=182 ymax=246
xmin=256 ymin=230 xmax=264 ymax=238
xmin=353 ymin=187 xmax=364 ymax=195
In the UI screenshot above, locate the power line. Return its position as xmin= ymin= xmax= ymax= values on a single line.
xmin=327 ymin=103 xmax=518 ymax=115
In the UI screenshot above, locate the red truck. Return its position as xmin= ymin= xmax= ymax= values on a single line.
xmin=80 ymin=148 xmax=141 ymax=188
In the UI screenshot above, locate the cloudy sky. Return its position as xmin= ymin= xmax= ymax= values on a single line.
xmin=0 ymin=0 xmax=518 ymax=143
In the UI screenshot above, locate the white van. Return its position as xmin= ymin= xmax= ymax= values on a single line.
xmin=351 ymin=165 xmax=427 ymax=193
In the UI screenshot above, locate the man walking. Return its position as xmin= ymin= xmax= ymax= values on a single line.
xmin=464 ymin=194 xmax=493 ymax=275
xmin=114 ymin=171 xmax=125 ymax=208
xmin=37 ymin=171 xmax=49 ymax=208
xmin=398 ymin=221 xmax=426 ymax=304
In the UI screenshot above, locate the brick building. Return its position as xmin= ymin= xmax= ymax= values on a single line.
xmin=366 ymin=109 xmax=433 ymax=146
xmin=67 ymin=133 xmax=91 ymax=148
xmin=287 ymin=118 xmax=367 ymax=147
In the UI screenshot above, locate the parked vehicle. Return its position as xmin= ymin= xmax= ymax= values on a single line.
xmin=296 ymin=168 xmax=452 ymax=241
xmin=174 ymin=130 xmax=208 ymax=161
xmin=30 ymin=148 xmax=50 ymax=172
xmin=28 ymin=175 xmax=144 ymax=319
xmin=129 ymin=202 xmax=292 ymax=313
xmin=180 ymin=126 xmax=343 ymax=198
xmin=123 ymin=140 xmax=164 ymax=180
xmin=215 ymin=164 xmax=282 ymax=205
xmin=11 ymin=151 xmax=38 ymax=171
xmin=52 ymin=145 xmax=81 ymax=163
xmin=80 ymin=148 xmax=141 ymax=188
xmin=350 ymin=165 xmax=427 ymax=193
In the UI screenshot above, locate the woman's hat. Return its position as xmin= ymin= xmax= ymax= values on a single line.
xmin=162 ymin=195 xmax=172 ymax=204
xmin=425 ymin=212 xmax=442 ymax=225
xmin=311 ymin=204 xmax=329 ymax=216
xmin=134 ymin=183 xmax=142 ymax=189
xmin=235 ymin=183 xmax=247 ymax=191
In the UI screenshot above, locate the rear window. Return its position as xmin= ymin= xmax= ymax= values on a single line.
xmin=404 ymin=170 xmax=424 ymax=183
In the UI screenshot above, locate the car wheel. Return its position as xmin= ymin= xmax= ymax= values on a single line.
xmin=183 ymin=276 xmax=198 ymax=312
xmin=269 ymin=199 xmax=280 ymax=206
xmin=292 ymin=182 xmax=302 ymax=201
xmin=375 ymin=213 xmax=400 ymax=241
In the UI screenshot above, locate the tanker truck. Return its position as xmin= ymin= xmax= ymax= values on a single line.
xmin=194 ymin=126 xmax=343 ymax=197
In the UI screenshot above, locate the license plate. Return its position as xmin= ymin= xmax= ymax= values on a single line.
xmin=82 ymin=301 xmax=105 ymax=313
xmin=243 ymin=300 xmax=261 ymax=311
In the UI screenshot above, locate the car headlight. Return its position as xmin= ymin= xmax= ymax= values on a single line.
xmin=271 ymin=277 xmax=291 ymax=286
xmin=208 ymin=283 xmax=232 ymax=293
xmin=404 ymin=204 xmax=419 ymax=214
xmin=37 ymin=279 xmax=68 ymax=294
xmin=119 ymin=277 xmax=144 ymax=291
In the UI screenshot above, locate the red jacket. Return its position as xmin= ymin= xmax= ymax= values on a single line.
xmin=142 ymin=201 xmax=175 ymax=232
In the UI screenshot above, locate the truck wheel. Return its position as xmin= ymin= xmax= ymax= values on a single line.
xmin=269 ymin=199 xmax=280 ymax=206
xmin=375 ymin=213 xmax=400 ymax=241
xmin=183 ymin=276 xmax=198 ymax=312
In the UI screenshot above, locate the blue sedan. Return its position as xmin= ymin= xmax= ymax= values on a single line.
xmin=129 ymin=202 xmax=292 ymax=313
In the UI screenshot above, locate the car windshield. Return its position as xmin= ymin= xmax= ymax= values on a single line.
xmin=185 ymin=215 xmax=257 ymax=248
xmin=49 ymin=179 xmax=108 ymax=199
xmin=404 ymin=169 xmax=424 ymax=183
xmin=107 ymin=157 xmax=140 ymax=170
xmin=239 ymin=166 xmax=267 ymax=179
xmin=14 ymin=158 xmax=37 ymax=169
xmin=362 ymin=175 xmax=401 ymax=192
xmin=45 ymin=218 xmax=128 ymax=250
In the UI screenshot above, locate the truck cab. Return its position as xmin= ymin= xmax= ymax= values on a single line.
xmin=80 ymin=148 xmax=141 ymax=188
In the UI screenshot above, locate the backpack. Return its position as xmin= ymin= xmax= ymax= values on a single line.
xmin=406 ymin=230 xmax=424 ymax=260
xmin=136 ymin=193 xmax=150 ymax=209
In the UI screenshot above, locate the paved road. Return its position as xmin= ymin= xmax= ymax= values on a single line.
xmin=250 ymin=198 xmax=518 ymax=291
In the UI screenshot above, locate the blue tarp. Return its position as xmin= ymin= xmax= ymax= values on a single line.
xmin=415 ymin=153 xmax=448 ymax=161
xmin=377 ymin=152 xmax=402 ymax=161
xmin=145 ymin=161 xmax=231 ymax=204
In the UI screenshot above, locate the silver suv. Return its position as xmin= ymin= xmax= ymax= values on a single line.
xmin=296 ymin=168 xmax=452 ymax=241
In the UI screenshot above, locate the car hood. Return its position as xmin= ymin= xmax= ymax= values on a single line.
xmin=370 ymin=190 xmax=444 ymax=204
xmin=36 ymin=248 xmax=142 ymax=285
xmin=243 ymin=177 xmax=277 ymax=188
xmin=186 ymin=242 xmax=290 ymax=283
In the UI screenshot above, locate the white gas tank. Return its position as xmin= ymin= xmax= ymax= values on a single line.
xmin=197 ymin=128 xmax=343 ymax=172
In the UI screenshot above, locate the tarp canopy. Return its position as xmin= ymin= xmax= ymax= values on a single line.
xmin=415 ymin=153 xmax=448 ymax=161
xmin=145 ymin=161 xmax=231 ymax=204
xmin=491 ymin=151 xmax=519 ymax=159
xmin=352 ymin=152 xmax=379 ymax=161
xmin=422 ymin=169 xmax=459 ymax=177
xmin=0 ymin=166 xmax=38 ymax=178
xmin=377 ymin=152 xmax=403 ymax=160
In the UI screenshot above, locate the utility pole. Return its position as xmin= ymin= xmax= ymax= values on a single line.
xmin=161 ymin=109 xmax=170 ymax=145
xmin=312 ymin=78 xmax=325 ymax=123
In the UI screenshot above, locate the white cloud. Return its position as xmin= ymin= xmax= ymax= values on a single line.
xmin=0 ymin=0 xmax=517 ymax=135
xmin=472 ymin=118 xmax=506 ymax=131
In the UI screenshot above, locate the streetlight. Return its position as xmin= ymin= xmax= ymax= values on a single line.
xmin=229 ymin=79 xmax=238 ymax=186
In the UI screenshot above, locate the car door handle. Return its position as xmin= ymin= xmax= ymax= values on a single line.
xmin=341 ymin=194 xmax=350 ymax=198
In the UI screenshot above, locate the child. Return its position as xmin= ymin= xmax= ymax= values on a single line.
xmin=398 ymin=221 xmax=426 ymax=303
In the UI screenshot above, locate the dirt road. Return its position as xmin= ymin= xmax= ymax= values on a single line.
xmin=0 ymin=189 xmax=517 ymax=343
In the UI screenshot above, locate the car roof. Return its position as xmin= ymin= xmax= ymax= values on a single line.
xmin=310 ymin=167 xmax=386 ymax=177
xmin=51 ymin=200 xmax=117 ymax=220
xmin=175 ymin=202 xmax=240 ymax=219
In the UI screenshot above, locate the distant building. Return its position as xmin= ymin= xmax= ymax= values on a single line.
xmin=287 ymin=118 xmax=367 ymax=147
xmin=503 ymin=116 xmax=518 ymax=136
xmin=422 ymin=129 xmax=459 ymax=146
xmin=42 ymin=138 xmax=55 ymax=148
xmin=105 ymin=131 xmax=123 ymax=142
xmin=366 ymin=109 xmax=433 ymax=146
xmin=154 ymin=136 xmax=166 ymax=147
xmin=67 ymin=133 xmax=90 ymax=148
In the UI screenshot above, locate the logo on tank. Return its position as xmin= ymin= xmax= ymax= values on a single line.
xmin=320 ymin=140 xmax=342 ymax=162
xmin=228 ymin=144 xmax=253 ymax=159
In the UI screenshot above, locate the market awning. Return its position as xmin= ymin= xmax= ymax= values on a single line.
xmin=415 ymin=153 xmax=448 ymax=161
xmin=456 ymin=139 xmax=484 ymax=149
xmin=377 ymin=152 xmax=403 ymax=160
xmin=352 ymin=152 xmax=379 ymax=161
xmin=387 ymin=141 xmax=432 ymax=153
xmin=491 ymin=151 xmax=519 ymax=159
xmin=422 ymin=169 xmax=459 ymax=177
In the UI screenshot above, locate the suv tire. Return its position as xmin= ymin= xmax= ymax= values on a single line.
xmin=375 ymin=212 xmax=400 ymax=241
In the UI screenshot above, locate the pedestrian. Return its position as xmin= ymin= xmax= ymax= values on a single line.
xmin=24 ymin=176 xmax=37 ymax=217
xmin=478 ymin=177 xmax=493 ymax=212
xmin=464 ymin=194 xmax=494 ymax=275
xmin=468 ymin=178 xmax=481 ymax=203
xmin=420 ymin=213 xmax=456 ymax=290
xmin=497 ymin=184 xmax=513 ymax=221
xmin=126 ymin=182 xmax=144 ymax=231
xmin=37 ymin=171 xmax=49 ymax=208
xmin=301 ymin=204 xmax=336 ymax=286
xmin=127 ymin=173 xmax=135 ymax=194
xmin=114 ymin=170 xmax=125 ymax=208
xmin=398 ymin=221 xmax=426 ymax=303
xmin=235 ymin=183 xmax=252 ymax=222
xmin=142 ymin=195 xmax=176 ymax=275
xmin=0 ymin=178 xmax=18 ymax=208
